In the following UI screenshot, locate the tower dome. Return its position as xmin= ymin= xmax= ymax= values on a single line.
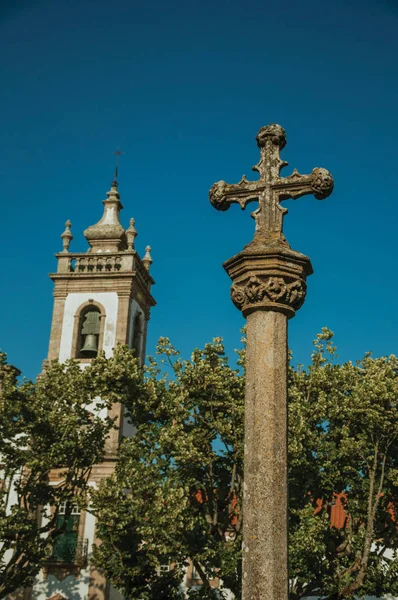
xmin=84 ymin=179 xmax=126 ymax=252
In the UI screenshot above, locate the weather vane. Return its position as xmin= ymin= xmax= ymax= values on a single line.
xmin=113 ymin=148 xmax=124 ymax=181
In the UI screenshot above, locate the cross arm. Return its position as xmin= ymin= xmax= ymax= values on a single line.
xmin=276 ymin=167 xmax=334 ymax=201
xmin=209 ymin=176 xmax=265 ymax=212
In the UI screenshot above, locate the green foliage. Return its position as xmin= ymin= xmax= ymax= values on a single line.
xmin=289 ymin=328 xmax=398 ymax=599
xmin=93 ymin=332 xmax=398 ymax=600
xmin=0 ymin=352 xmax=117 ymax=596
xmin=92 ymin=340 xmax=244 ymax=599
xmin=4 ymin=328 xmax=397 ymax=599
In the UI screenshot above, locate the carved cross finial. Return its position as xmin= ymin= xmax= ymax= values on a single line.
xmin=209 ymin=124 xmax=334 ymax=247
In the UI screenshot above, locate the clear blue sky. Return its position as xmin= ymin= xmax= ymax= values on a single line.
xmin=1 ymin=0 xmax=398 ymax=380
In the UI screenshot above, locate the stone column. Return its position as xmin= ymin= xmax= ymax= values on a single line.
xmin=243 ymin=310 xmax=288 ymax=599
xmin=224 ymin=245 xmax=312 ymax=600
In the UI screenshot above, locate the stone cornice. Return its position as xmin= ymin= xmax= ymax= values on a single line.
xmin=51 ymin=273 xmax=156 ymax=312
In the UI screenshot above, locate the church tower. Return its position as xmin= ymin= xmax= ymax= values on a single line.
xmin=32 ymin=174 xmax=155 ymax=600
xmin=48 ymin=175 xmax=155 ymax=371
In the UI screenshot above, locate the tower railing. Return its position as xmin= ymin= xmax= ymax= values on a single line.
xmin=54 ymin=251 xmax=152 ymax=283
xmin=71 ymin=254 xmax=123 ymax=273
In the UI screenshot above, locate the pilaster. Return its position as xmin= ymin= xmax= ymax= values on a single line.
xmin=47 ymin=292 xmax=67 ymax=361
xmin=115 ymin=292 xmax=131 ymax=345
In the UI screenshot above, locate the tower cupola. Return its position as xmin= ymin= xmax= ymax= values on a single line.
xmin=84 ymin=179 xmax=126 ymax=253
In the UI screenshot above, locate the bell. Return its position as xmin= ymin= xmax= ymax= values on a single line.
xmin=81 ymin=311 xmax=100 ymax=335
xmin=80 ymin=334 xmax=98 ymax=355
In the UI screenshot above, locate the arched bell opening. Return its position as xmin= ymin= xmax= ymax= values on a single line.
xmin=72 ymin=302 xmax=106 ymax=360
xmin=78 ymin=306 xmax=101 ymax=358
xmin=132 ymin=312 xmax=144 ymax=359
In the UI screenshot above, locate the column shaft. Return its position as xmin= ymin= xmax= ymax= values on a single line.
xmin=242 ymin=310 xmax=288 ymax=600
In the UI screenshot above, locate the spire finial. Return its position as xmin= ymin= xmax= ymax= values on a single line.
xmin=112 ymin=148 xmax=124 ymax=186
xmin=61 ymin=220 xmax=73 ymax=253
xmin=142 ymin=245 xmax=153 ymax=271
xmin=126 ymin=217 xmax=138 ymax=250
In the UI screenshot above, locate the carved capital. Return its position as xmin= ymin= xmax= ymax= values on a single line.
xmin=231 ymin=275 xmax=306 ymax=317
xmin=223 ymin=245 xmax=312 ymax=319
xmin=256 ymin=124 xmax=286 ymax=149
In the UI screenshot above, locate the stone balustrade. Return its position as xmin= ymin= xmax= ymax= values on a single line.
xmin=54 ymin=252 xmax=152 ymax=288
xmin=73 ymin=254 xmax=122 ymax=272
xmin=56 ymin=252 xmax=134 ymax=274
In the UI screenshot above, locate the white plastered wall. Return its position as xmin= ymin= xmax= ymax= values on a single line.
xmin=58 ymin=292 xmax=119 ymax=362
xmin=1 ymin=465 xmax=21 ymax=567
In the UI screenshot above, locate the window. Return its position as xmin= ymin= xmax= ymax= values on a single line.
xmin=52 ymin=503 xmax=81 ymax=563
xmin=132 ymin=312 xmax=143 ymax=358
xmin=192 ymin=565 xmax=202 ymax=580
xmin=78 ymin=307 xmax=101 ymax=358
xmin=58 ymin=502 xmax=80 ymax=515
xmin=159 ymin=564 xmax=170 ymax=573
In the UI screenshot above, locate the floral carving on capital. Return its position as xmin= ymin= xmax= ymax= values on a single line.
xmin=231 ymin=275 xmax=306 ymax=316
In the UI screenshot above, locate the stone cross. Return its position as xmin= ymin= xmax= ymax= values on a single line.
xmin=209 ymin=124 xmax=333 ymax=600
xmin=210 ymin=123 xmax=333 ymax=247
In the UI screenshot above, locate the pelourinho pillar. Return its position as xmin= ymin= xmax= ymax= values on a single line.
xmin=245 ymin=310 xmax=287 ymax=598
xmin=224 ymin=244 xmax=312 ymax=599
xmin=209 ymin=124 xmax=334 ymax=600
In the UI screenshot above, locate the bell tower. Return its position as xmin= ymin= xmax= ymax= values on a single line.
xmin=30 ymin=174 xmax=156 ymax=599
xmin=47 ymin=174 xmax=155 ymax=447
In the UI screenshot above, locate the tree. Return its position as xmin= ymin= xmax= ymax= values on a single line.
xmin=289 ymin=329 xmax=398 ymax=600
xmin=91 ymin=339 xmax=244 ymax=599
xmin=0 ymin=352 xmax=118 ymax=596
xmin=92 ymin=332 xmax=398 ymax=600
